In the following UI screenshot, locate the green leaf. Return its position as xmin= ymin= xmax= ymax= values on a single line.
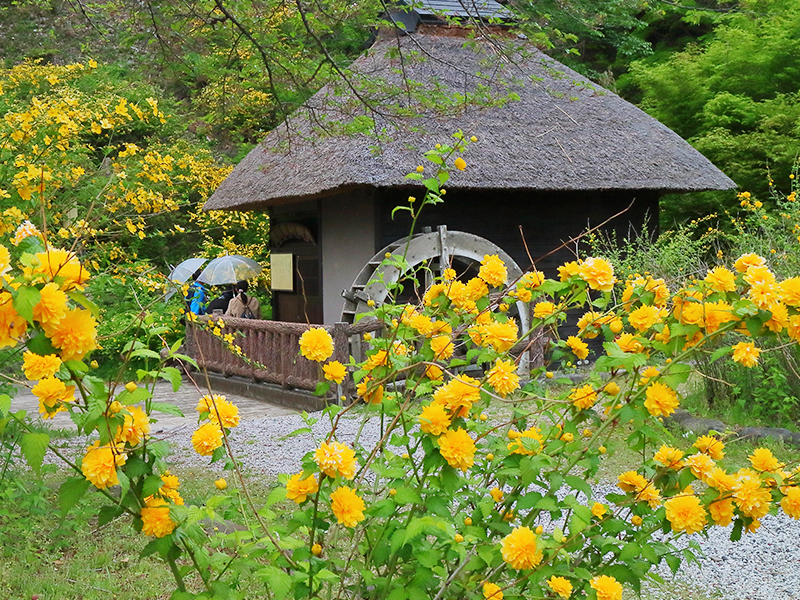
xmin=709 ymin=345 xmax=731 ymax=365
xmin=20 ymin=432 xmax=49 ymax=473
xmin=387 ymin=587 xmax=407 ymax=600
xmin=125 ymin=456 xmax=150 ymax=478
xmin=59 ymin=477 xmax=90 ymax=515
xmin=256 ymin=566 xmax=292 ymax=600
xmin=118 ymin=386 xmax=152 ymax=405
xmin=130 ymin=348 xmax=161 ymax=360
xmin=143 ymin=474 xmax=164 ymax=497
xmin=68 ymin=291 xmax=100 ymax=317
xmin=149 ymin=402 xmax=184 ymax=417
xmin=140 ymin=535 xmax=173 ymax=558
xmin=26 ymin=332 xmax=58 ymax=356
xmin=564 ymin=475 xmax=592 ymax=500
xmin=665 ymin=554 xmax=681 ymax=574
xmin=394 ymin=486 xmax=422 ymax=506
xmin=98 ymin=504 xmax=124 ymax=527
xmin=618 ymin=542 xmax=640 ymax=561
xmin=160 ymin=367 xmax=183 ymax=391
xmin=13 ymin=286 xmax=41 ymax=324
xmin=0 ymin=394 xmax=10 ymax=418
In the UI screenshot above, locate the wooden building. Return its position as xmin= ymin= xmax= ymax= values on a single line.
xmin=204 ymin=1 xmax=735 ymax=326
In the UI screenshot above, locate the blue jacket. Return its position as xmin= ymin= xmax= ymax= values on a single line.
xmin=187 ymin=282 xmax=207 ymax=315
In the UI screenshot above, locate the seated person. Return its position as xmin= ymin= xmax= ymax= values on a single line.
xmin=226 ymin=280 xmax=260 ymax=319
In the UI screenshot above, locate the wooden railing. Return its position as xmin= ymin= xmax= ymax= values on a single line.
xmin=188 ymin=317 xmax=382 ymax=391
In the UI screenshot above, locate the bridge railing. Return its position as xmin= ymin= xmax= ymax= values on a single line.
xmin=188 ymin=317 xmax=382 ymax=391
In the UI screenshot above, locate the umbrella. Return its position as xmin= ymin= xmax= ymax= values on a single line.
xmin=197 ymin=255 xmax=262 ymax=286
xmin=168 ymin=257 xmax=207 ymax=284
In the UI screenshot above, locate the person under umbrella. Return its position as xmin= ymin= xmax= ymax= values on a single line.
xmin=226 ymin=280 xmax=260 ymax=319
xmin=187 ymin=269 xmax=208 ymax=315
xmin=206 ymin=286 xmax=235 ymax=314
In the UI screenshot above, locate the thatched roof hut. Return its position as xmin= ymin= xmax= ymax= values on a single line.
xmin=204 ymin=11 xmax=734 ymax=325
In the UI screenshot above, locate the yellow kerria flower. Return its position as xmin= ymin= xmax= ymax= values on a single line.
xmin=578 ymin=257 xmax=615 ymax=292
xmin=454 ymin=156 xmax=467 ymax=171
xmin=487 ymin=358 xmax=519 ymax=397
xmin=500 ymin=526 xmax=543 ymax=570
xmin=733 ymin=253 xmax=766 ymax=273
xmin=591 ymin=502 xmax=606 ymax=518
xmin=22 ymin=351 xmax=62 ymax=380
xmin=298 ymin=327 xmax=334 ymax=362
xmin=565 ymin=336 xmax=588 ymax=360
xmin=749 ymin=447 xmax=782 ymax=472
xmin=693 ymin=435 xmax=725 ymax=460
xmin=733 ymin=469 xmax=772 ymax=520
xmin=323 ymin=360 xmax=347 ymax=384
xmin=32 ymin=282 xmax=68 ymax=326
xmin=570 ymin=384 xmax=597 ymax=410
xmin=285 ymin=472 xmax=320 ymax=503
xmin=780 ymin=487 xmax=800 ymax=519
xmin=664 ymin=493 xmax=707 ymax=534
xmin=430 ymin=335 xmax=454 ymax=360
xmin=533 ymin=301 xmax=556 ymax=319
xmin=116 ymin=405 xmax=151 ymax=446
xmin=330 ymin=486 xmax=365 ymax=527
xmin=653 ymin=445 xmax=684 ymax=469
xmin=490 ymin=486 xmax=504 ymax=502
xmin=437 ymin=427 xmax=476 ymax=471
xmin=705 ymin=266 xmax=737 ymax=292
xmin=433 ymin=374 xmax=481 ymax=417
xmin=628 ymin=304 xmax=661 ymax=332
xmin=191 ymin=422 xmax=223 ymax=456
xmin=32 ymin=376 xmax=75 ymax=418
xmin=46 ymin=308 xmax=97 ymax=361
xmin=0 ymin=292 xmax=28 ymax=348
xmin=478 ymin=319 xmax=518 ymax=352
xmin=482 ymin=582 xmax=503 ymax=600
xmin=731 ymin=341 xmax=760 ymax=367
xmin=32 ymin=247 xmax=90 ymax=290
xmin=643 ymin=381 xmax=679 ymax=417
xmin=356 ymin=376 xmax=384 ymax=404
xmin=590 ymin=575 xmax=623 ymax=600
xmin=547 ymin=576 xmax=572 ymax=598
xmin=418 ymin=402 xmax=452 ymax=436
xmin=778 ymin=277 xmax=800 ymax=307
xmin=617 ymin=471 xmax=648 ymax=493
xmin=314 ymin=440 xmax=357 ymax=479
xmin=708 ymin=497 xmax=735 ymax=527
xmin=478 ymin=254 xmax=507 ymax=287
xmin=140 ymin=497 xmax=176 ymax=538
xmin=507 ymin=426 xmax=543 ymax=455
xmin=81 ymin=441 xmax=126 ymax=489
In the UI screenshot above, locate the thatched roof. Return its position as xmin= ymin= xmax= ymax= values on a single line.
xmin=204 ymin=30 xmax=735 ymax=212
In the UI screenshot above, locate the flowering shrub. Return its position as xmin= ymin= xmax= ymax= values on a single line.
xmin=2 ymin=139 xmax=799 ymax=599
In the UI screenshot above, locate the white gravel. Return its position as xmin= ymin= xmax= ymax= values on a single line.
xmin=166 ymin=411 xmax=800 ymax=600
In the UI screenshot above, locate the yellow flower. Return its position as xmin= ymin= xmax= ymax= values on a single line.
xmin=547 ymin=576 xmax=573 ymax=599
xmin=208 ymin=399 xmax=240 ymax=429
xmin=116 ymin=405 xmax=151 ymax=446
xmin=356 ymin=376 xmax=384 ymax=404
xmin=285 ymin=472 xmax=320 ymax=503
xmin=32 ymin=247 xmax=90 ymax=290
xmin=478 ymin=319 xmax=518 ymax=352
xmin=507 ymin=426 xmax=543 ymax=455
xmin=0 ymin=292 xmax=28 ymax=348
xmin=500 ymin=526 xmax=543 ymax=570
xmin=617 ymin=471 xmax=648 ymax=493
xmin=81 ymin=441 xmax=126 ymax=489
xmin=643 ymin=382 xmax=679 ymax=417
xmin=615 ymin=332 xmax=643 ymax=353
xmin=653 ymin=445 xmax=684 ymax=469
xmin=22 ymin=351 xmax=62 ymax=380
xmin=418 ymin=402 xmax=452 ymax=436
xmin=578 ymin=257 xmax=615 ymax=292
xmin=454 ymin=156 xmax=467 ymax=170
xmin=487 ymin=359 xmax=520 ymax=397
xmin=330 ymin=486 xmax=365 ymax=527
xmin=705 ymin=266 xmax=737 ymax=292
xmin=591 ymin=502 xmax=606 ymax=518
xmin=482 ymin=582 xmax=502 ymax=600
xmin=191 ymin=422 xmax=223 ymax=456
xmin=704 ymin=467 xmax=736 ymax=492
xmin=570 ymin=384 xmax=597 ymax=410
xmin=693 ymin=435 xmax=725 ymax=460
xmin=708 ymin=497 xmax=735 ymax=527
xmin=781 ymin=487 xmax=800 ymax=519
xmin=46 ymin=308 xmax=97 ymax=361
xmin=733 ymin=469 xmax=772 ymax=520
xmin=664 ymin=493 xmax=707 ymax=534
xmin=628 ymin=304 xmax=661 ymax=332
xmin=364 ymin=350 xmax=388 ymax=371
xmin=734 ymin=253 xmax=766 ymax=273
xmin=32 ymin=376 xmax=75 ymax=418
xmin=159 ymin=472 xmax=184 ymax=505
xmin=779 ymin=277 xmax=800 ymax=307
xmin=314 ymin=440 xmax=357 ymax=479
xmin=425 ymin=364 xmax=444 ymax=381
xmin=490 ymin=486 xmax=504 ymax=502
xmin=590 ymin=575 xmax=623 ymax=600
xmin=565 ymin=336 xmax=588 ymax=360
xmin=140 ymin=497 xmax=176 ymax=538
xmin=32 ymin=282 xmax=68 ymax=326
xmin=437 ymin=427 xmax=476 ymax=471
xmin=533 ymin=301 xmax=556 ymax=319
xmin=478 ymin=254 xmax=507 ymax=287
xmin=312 ymin=543 xmax=322 ymax=556
xmin=430 ymin=335 xmax=454 ymax=360
xmin=749 ymin=447 xmax=782 ymax=472
xmin=433 ymin=375 xmax=481 ymax=417
xmin=298 ymin=327 xmax=334 ymax=362
xmin=731 ymin=341 xmax=760 ymax=367
xmin=604 ymin=381 xmax=620 ymax=396
xmin=323 ymin=360 xmax=347 ymax=384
